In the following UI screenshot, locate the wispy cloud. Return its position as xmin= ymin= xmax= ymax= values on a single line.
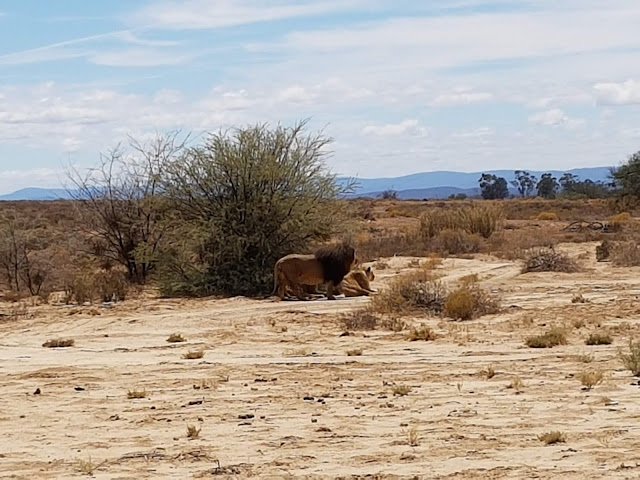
xmin=431 ymin=89 xmax=493 ymax=107
xmin=131 ymin=0 xmax=364 ymax=30
xmin=362 ymin=119 xmax=425 ymax=137
xmin=0 ymin=29 xmax=179 ymax=66
xmin=528 ymin=109 xmax=585 ymax=129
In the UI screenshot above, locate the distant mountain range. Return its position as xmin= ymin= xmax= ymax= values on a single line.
xmin=339 ymin=166 xmax=612 ymax=199
xmin=0 ymin=166 xmax=613 ymax=201
xmin=0 ymin=187 xmax=74 ymax=201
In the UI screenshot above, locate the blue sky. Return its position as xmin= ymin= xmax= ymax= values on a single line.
xmin=1 ymin=0 xmax=640 ymax=193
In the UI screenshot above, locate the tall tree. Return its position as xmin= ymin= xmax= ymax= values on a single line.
xmin=66 ymin=131 xmax=188 ymax=284
xmin=536 ymin=173 xmax=559 ymax=199
xmin=479 ymin=174 xmax=509 ymax=200
xmin=611 ymin=151 xmax=640 ymax=198
xmin=511 ymin=170 xmax=537 ymax=197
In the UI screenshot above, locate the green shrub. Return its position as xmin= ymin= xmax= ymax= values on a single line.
xmin=619 ymin=339 xmax=640 ymax=375
xmin=158 ymin=121 xmax=351 ymax=296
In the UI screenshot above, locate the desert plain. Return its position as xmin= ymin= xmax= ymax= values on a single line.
xmin=1 ymin=238 xmax=640 ymax=479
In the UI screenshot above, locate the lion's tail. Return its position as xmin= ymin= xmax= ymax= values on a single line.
xmin=268 ymin=260 xmax=280 ymax=298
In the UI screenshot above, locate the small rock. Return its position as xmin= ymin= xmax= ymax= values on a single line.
xmin=74 ymin=386 xmax=85 ymax=391
xmin=311 ymin=418 xmax=317 ymax=423
xmin=303 ymin=396 xmax=314 ymax=401
xmin=238 ymin=414 xmax=255 ymax=420
xmin=33 ymin=388 xmax=41 ymax=395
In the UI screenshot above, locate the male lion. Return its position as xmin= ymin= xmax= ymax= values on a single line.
xmin=336 ymin=266 xmax=377 ymax=297
xmin=272 ymin=243 xmax=356 ymax=301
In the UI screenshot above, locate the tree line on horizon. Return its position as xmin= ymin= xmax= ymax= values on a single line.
xmin=476 ymin=169 xmax=614 ymax=200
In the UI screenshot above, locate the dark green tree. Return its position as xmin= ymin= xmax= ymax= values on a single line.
xmin=511 ymin=170 xmax=537 ymax=197
xmin=611 ymin=151 xmax=640 ymax=197
xmin=559 ymin=173 xmax=579 ymax=192
xmin=479 ymin=174 xmax=509 ymax=200
xmin=159 ymin=120 xmax=352 ymax=296
xmin=536 ymin=173 xmax=559 ymax=198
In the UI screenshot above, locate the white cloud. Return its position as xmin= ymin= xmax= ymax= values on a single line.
xmin=528 ymin=108 xmax=585 ymax=129
xmin=362 ymin=119 xmax=427 ymax=137
xmin=269 ymin=7 xmax=640 ymax=70
xmin=431 ymin=90 xmax=493 ymax=106
xmin=275 ymin=78 xmax=373 ymax=105
xmin=451 ymin=127 xmax=494 ymax=138
xmin=594 ymin=79 xmax=640 ymax=105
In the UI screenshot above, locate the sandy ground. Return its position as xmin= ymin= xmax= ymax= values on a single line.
xmin=2 ymin=242 xmax=640 ymax=479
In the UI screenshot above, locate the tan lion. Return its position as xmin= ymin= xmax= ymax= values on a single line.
xmin=271 ymin=243 xmax=356 ymax=301
xmin=288 ymin=266 xmax=376 ymax=298
xmin=336 ymin=266 xmax=376 ymax=297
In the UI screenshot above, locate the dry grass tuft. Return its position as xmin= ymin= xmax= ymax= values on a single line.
xmin=406 ymin=324 xmax=437 ymax=341
xmin=596 ymin=239 xmax=612 ymax=262
xmin=420 ymin=203 xmax=503 ymax=239
xmin=536 ymin=211 xmax=558 ymax=221
xmin=443 ymin=284 xmax=500 ymax=321
xmin=370 ymin=270 xmax=447 ymax=316
xmin=75 ymin=457 xmax=98 ymax=475
xmin=340 ymin=309 xmax=379 ymax=331
xmin=571 ymin=294 xmax=589 ymax=304
xmin=522 ymin=247 xmax=580 ymax=273
xmin=379 ymin=316 xmax=408 ymax=332
xmin=431 ymin=229 xmax=482 ymax=255
xmin=619 ymin=339 xmax=640 ymax=376
xmin=483 ymin=365 xmax=496 ymax=379
xmin=182 ymin=349 xmax=205 ymax=360
xmin=585 ymin=332 xmax=613 ymax=346
xmin=459 ymin=273 xmax=479 ymax=284
xmin=611 ymin=241 xmax=640 ymax=267
xmin=525 ymin=327 xmax=568 ymax=348
xmin=538 ymin=431 xmax=567 ymax=445
xmin=42 ymin=338 xmax=75 ymax=348
xmin=407 ymin=427 xmax=420 ymax=446
xmin=166 ymin=333 xmax=186 ymax=343
xmin=284 ymin=348 xmax=311 ymax=357
xmin=127 ymin=389 xmax=148 ymax=399
xmin=576 ymin=353 xmax=595 ymax=363
xmin=507 ymin=375 xmax=524 ymax=392
xmin=392 ymin=385 xmax=412 ymax=396
xmin=187 ymin=424 xmax=202 ymax=439
xmin=578 ymin=369 xmax=604 ymax=390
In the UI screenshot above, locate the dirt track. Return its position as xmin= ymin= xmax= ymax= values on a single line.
xmin=2 ymin=243 xmax=640 ymax=479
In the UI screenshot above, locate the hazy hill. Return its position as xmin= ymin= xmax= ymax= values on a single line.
xmin=340 ymin=166 xmax=611 ymax=199
xmin=0 ymin=166 xmax=612 ymax=200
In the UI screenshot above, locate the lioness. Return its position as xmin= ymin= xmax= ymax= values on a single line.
xmin=336 ymin=266 xmax=376 ymax=297
xmin=287 ymin=266 xmax=376 ymax=298
xmin=272 ymin=243 xmax=356 ymax=301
